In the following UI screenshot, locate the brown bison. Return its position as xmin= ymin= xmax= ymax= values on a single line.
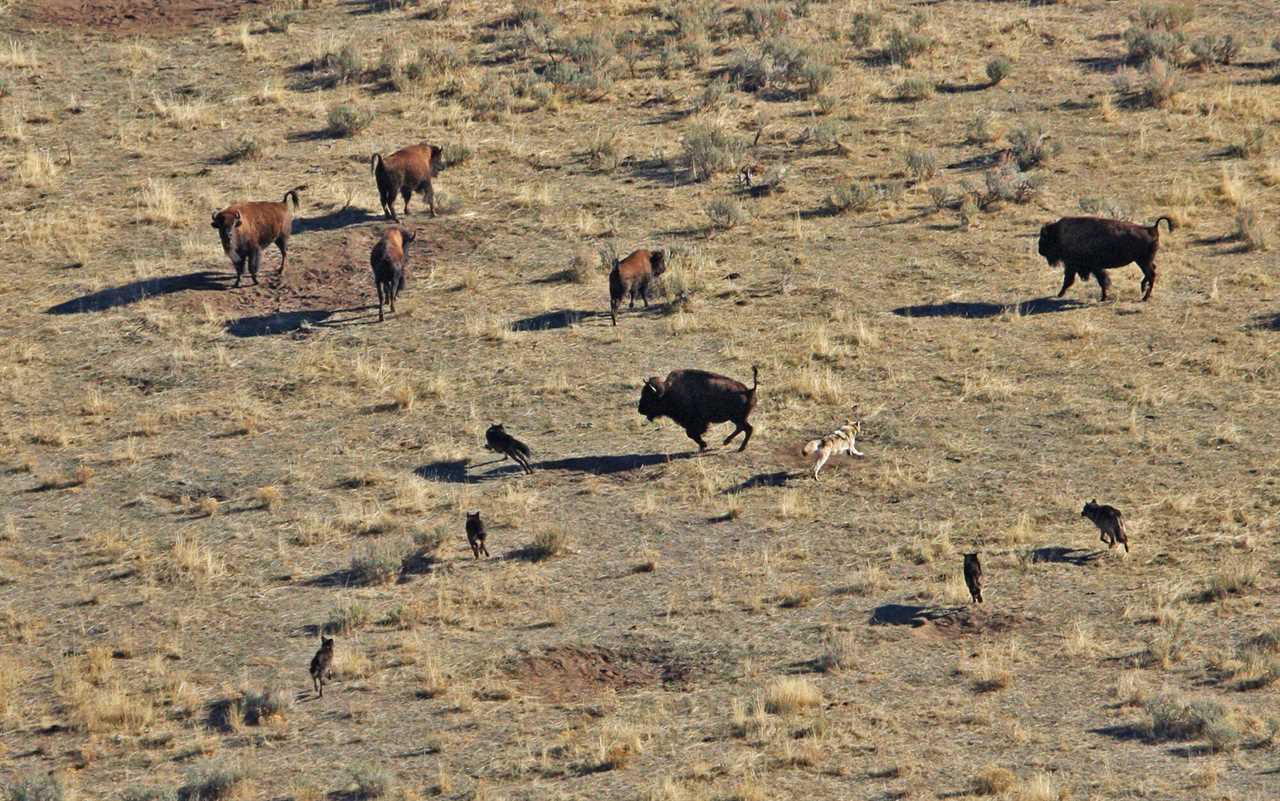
xmin=1037 ymin=216 xmax=1174 ymax=302
xmin=210 ymin=185 xmax=306 ymax=288
xmin=371 ymin=144 xmax=444 ymax=221
xmin=370 ymin=227 xmax=415 ymax=322
xmin=638 ymin=366 xmax=759 ymax=452
xmin=609 ymin=249 xmax=666 ymax=325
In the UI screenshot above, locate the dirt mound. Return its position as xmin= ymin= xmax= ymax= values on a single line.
xmin=870 ymin=604 xmax=1027 ymax=638
xmin=20 ymin=1 xmax=271 ymax=35
xmin=506 ymin=645 xmax=693 ymax=702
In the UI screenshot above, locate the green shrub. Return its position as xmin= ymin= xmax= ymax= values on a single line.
xmin=326 ymin=601 xmax=371 ymax=635
xmin=441 ymin=141 xmax=473 ymax=167
xmin=682 ymin=123 xmax=747 ymax=181
xmin=468 ymin=73 xmax=514 ymax=119
xmin=264 ymin=11 xmax=298 ymax=33
xmin=325 ymin=42 xmax=364 ymax=84
xmin=350 ymin=543 xmax=401 ymax=586
xmin=179 ymin=761 xmax=247 ymax=801
xmin=1008 ymin=122 xmax=1059 ymax=169
xmin=1078 ymin=196 xmax=1132 ymax=221
xmin=326 ymin=104 xmax=374 ymax=137
xmin=1145 ymin=694 xmax=1242 ymax=751
xmin=743 ymin=3 xmax=791 ymax=39
xmin=587 ymin=129 xmax=621 ymax=171
xmin=848 ymin=11 xmax=880 ymax=48
xmin=904 ymin=148 xmax=939 ymax=181
xmin=241 ymin=683 xmax=293 ymax=725
xmin=1124 ymin=27 xmax=1188 ymax=65
xmin=1114 ymin=58 xmax=1184 ymax=108
xmin=1136 ymin=3 xmax=1195 ymax=32
xmin=814 ymin=93 xmax=837 ymax=115
xmin=830 ymin=181 xmax=890 ymax=214
xmin=705 ymin=198 xmax=749 ymax=230
xmin=1190 ymin=34 xmax=1240 ymax=68
xmin=985 ymin=56 xmax=1013 ymax=86
xmin=223 ymin=136 xmax=264 ymax=163
xmin=895 ymin=77 xmax=933 ymax=101
xmin=884 ymin=27 xmax=932 ymax=66
xmin=4 ymin=774 xmax=67 ymax=801
xmin=668 ymin=1 xmax=718 ymax=41
xmin=1230 ymin=126 xmax=1266 ymax=159
xmin=347 ymin=764 xmax=395 ymax=800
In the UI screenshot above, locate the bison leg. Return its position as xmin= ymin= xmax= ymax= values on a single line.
xmin=1095 ymin=268 xmax=1111 ymax=302
xmin=248 ymin=250 xmax=261 ymax=286
xmin=424 ymin=182 xmax=436 ymax=218
xmin=401 ymin=187 xmax=412 ymax=217
xmin=276 ymin=236 xmax=289 ymax=275
xmin=376 ymin=282 xmax=385 ymax=322
xmin=1138 ymin=259 xmax=1156 ymax=301
xmin=737 ymin=420 xmax=753 ymax=452
xmin=232 ymin=257 xmax=245 ymax=289
xmin=1057 ymin=267 xmax=1076 ymax=298
xmin=683 ymin=423 xmax=709 ymax=451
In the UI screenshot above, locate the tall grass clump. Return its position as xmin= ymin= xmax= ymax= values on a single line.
xmin=327 ymin=104 xmax=374 ymax=137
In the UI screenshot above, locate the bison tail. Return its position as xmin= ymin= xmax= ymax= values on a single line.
xmin=282 ymin=185 xmax=308 ymax=209
xmin=1152 ymin=216 xmax=1175 ymax=234
xmin=801 ymin=439 xmax=821 ymax=456
xmin=370 ymin=153 xmax=383 ymax=176
xmin=750 ymin=365 xmax=759 ymax=392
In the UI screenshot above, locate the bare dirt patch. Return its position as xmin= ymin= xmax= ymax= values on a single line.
xmin=506 ymin=645 xmax=694 ymax=702
xmin=18 ymin=0 xmax=270 ymax=35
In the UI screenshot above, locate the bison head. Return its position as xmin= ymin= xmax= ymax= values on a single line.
xmin=429 ymin=144 xmax=445 ymax=173
xmin=1037 ymin=223 xmax=1061 ymax=266
xmin=1081 ymin=500 xmax=1097 ymax=517
xmin=650 ymin=250 xmax=667 ymax=277
xmin=638 ymin=377 xmax=668 ymax=421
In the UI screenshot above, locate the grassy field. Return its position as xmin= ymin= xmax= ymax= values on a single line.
xmin=1 ymin=1 xmax=1278 ymax=799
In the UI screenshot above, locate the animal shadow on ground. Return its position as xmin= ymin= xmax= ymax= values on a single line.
xmin=723 ymin=471 xmax=798 ymax=493
xmin=1031 ymin=546 xmax=1103 ymax=566
xmin=224 ymin=307 xmax=373 ymax=337
xmin=511 ymin=309 xmax=613 ymax=331
xmin=869 ymin=604 xmax=965 ymax=626
xmin=47 ymin=272 xmax=231 ymax=314
xmin=295 ymin=206 xmax=384 ymax=235
xmin=415 ymin=452 xmax=695 ymax=484
xmin=1251 ymin=311 xmax=1280 ymax=331
xmin=892 ymin=297 xmax=1085 ymax=319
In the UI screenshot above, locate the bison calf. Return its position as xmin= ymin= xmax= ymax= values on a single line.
xmin=609 ymin=249 xmax=666 ymax=326
xmin=638 ymin=366 xmax=759 ymax=452
xmin=211 ymin=185 xmax=306 ymax=288
xmin=371 ymin=144 xmax=444 ymax=221
xmin=370 ymin=227 xmax=415 ymax=322
xmin=1038 ymin=215 xmax=1174 ymax=302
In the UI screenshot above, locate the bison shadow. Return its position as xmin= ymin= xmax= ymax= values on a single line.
xmin=46 ymin=271 xmax=231 ymax=314
xmin=224 ymin=307 xmax=374 ymax=338
xmin=869 ymin=604 xmax=964 ymax=627
xmin=415 ymin=452 xmax=695 ymax=483
xmin=1251 ymin=312 xmax=1280 ymax=331
xmin=295 ymin=206 xmax=385 ymax=235
xmin=511 ymin=309 xmax=610 ymax=331
xmin=1031 ymin=546 xmax=1103 ymax=566
xmin=892 ymin=297 xmax=1084 ymax=319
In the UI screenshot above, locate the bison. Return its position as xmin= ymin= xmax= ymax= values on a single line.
xmin=371 ymin=144 xmax=444 ymax=221
xmin=1037 ymin=215 xmax=1174 ymax=302
xmin=609 ymin=249 xmax=666 ymax=326
xmin=210 ymin=185 xmax=306 ymax=288
xmin=370 ymin=227 xmax=415 ymax=322
xmin=638 ymin=366 xmax=759 ymax=452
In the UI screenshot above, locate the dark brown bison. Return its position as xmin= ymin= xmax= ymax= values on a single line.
xmin=371 ymin=144 xmax=444 ymax=221
xmin=609 ymin=249 xmax=666 ymax=325
xmin=370 ymin=227 xmax=415 ymax=322
xmin=638 ymin=366 xmax=759 ymax=452
xmin=1037 ymin=216 xmax=1174 ymax=301
xmin=210 ymin=185 xmax=306 ymax=288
